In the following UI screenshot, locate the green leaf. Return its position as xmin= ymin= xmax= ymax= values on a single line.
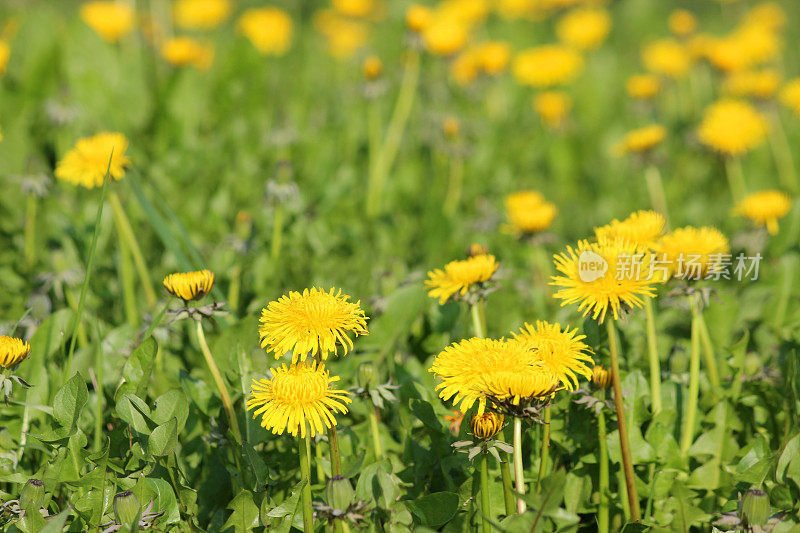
xmin=148 ymin=417 xmax=178 ymax=457
xmin=223 ymin=490 xmax=260 ymax=532
xmin=119 ymin=336 xmax=158 ymax=398
xmin=404 ymin=492 xmax=459 ymax=527
xmin=53 ymin=373 xmax=88 ymax=430
xmin=39 ymin=507 xmax=71 ymax=533
xmin=265 ymin=480 xmax=307 ymax=533
xmin=776 ymin=433 xmax=800 ymax=485
xmin=151 ymin=389 xmax=190 ymax=432
xmin=116 ymin=393 xmax=153 ymax=435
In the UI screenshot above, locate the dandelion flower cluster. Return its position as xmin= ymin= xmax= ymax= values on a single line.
xmin=513 ymin=45 xmax=584 ymax=88
xmin=780 ymin=79 xmax=800 ymax=117
xmin=54 ymin=132 xmax=130 ymax=188
xmin=0 ymin=336 xmax=30 ymax=368
xmin=504 ymin=190 xmax=558 ymax=234
xmin=425 ymin=254 xmax=499 ymax=305
xmin=161 ymin=37 xmax=214 ymax=70
xmin=668 ymin=10 xmax=697 ymax=37
xmin=174 ymin=0 xmax=231 ymax=30
xmin=594 ymin=210 xmax=666 ymax=247
xmin=422 ymin=17 xmax=469 ymax=56
xmin=655 ymin=226 xmax=730 ymax=279
xmin=697 ymin=99 xmax=768 ymax=156
xmin=315 ymin=12 xmax=370 ymax=59
xmin=614 ymin=124 xmax=666 ymax=156
xmin=512 ymin=321 xmax=593 ymax=390
xmin=556 ymin=8 xmax=611 ymax=51
xmin=238 ymin=7 xmax=293 ymax=56
xmin=163 ymin=270 xmax=215 ymax=301
xmin=641 ymin=39 xmax=691 ymax=79
xmin=626 ymin=74 xmax=661 ymax=100
xmin=533 ymin=91 xmax=571 ymax=129
xmin=734 ymin=190 xmax=793 ymax=235
xmin=80 ymin=1 xmax=135 ymax=43
xmin=258 ymin=287 xmax=369 ymax=362
xmin=406 ymin=4 xmax=434 ymax=33
xmin=723 ymin=69 xmax=781 ymax=99
xmin=246 ymin=362 xmax=351 ymax=438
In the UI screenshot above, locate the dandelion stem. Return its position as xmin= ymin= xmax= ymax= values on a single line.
xmin=479 ymin=451 xmax=492 ymax=533
xmin=644 ymin=298 xmax=662 ymax=414
xmin=194 ymin=319 xmax=242 ymax=444
xmin=535 ymin=407 xmax=551 ymax=493
xmin=605 ymin=318 xmax=641 ymax=522
xmin=500 ymin=458 xmax=515 ymax=516
xmin=724 ymin=157 xmax=747 ymax=202
xmin=695 ymin=306 xmax=720 ymax=389
xmin=596 ymin=389 xmax=610 ymax=533
xmin=328 ymin=426 xmax=342 ymax=477
xmin=93 ymin=330 xmax=105 ymax=453
xmin=117 ymin=230 xmax=139 ymax=327
xmin=644 ymin=164 xmax=670 ymax=228
xmin=773 ymin=255 xmax=795 ymax=330
xmin=299 ymin=434 xmax=314 ymax=533
xmin=443 ymin=154 xmax=464 ymax=216
xmin=228 ymin=264 xmax=241 ymax=316
xmin=513 ymin=416 xmax=526 ymax=514
xmin=108 ymin=189 xmax=157 ymax=307
xmin=681 ymin=295 xmax=702 ymax=455
xmin=769 ymin=111 xmax=798 ymax=194
xmin=24 ymin=193 xmax=37 ymax=269
xmin=470 ymin=299 xmax=487 ymax=338
xmin=368 ymin=405 xmax=384 ymax=459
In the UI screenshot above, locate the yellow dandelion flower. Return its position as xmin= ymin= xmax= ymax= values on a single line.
xmin=315 ymin=12 xmax=369 ymax=60
xmin=591 ymin=365 xmax=611 ymax=388
xmin=422 ymin=16 xmax=469 ymax=56
xmin=505 ymin=190 xmax=558 ymax=234
xmin=450 ymin=50 xmax=480 ymax=86
xmin=780 ymin=79 xmax=800 ymax=117
xmin=723 ymin=69 xmax=781 ymax=99
xmin=614 ymin=124 xmax=666 ymax=156
xmin=0 ymin=41 xmax=10 ymax=76
xmin=556 ymin=8 xmax=611 ymax=51
xmin=470 ymin=412 xmax=504 ymax=439
xmin=246 ymin=361 xmax=351 ymax=438
xmin=533 ymin=91 xmax=572 ymax=129
xmin=161 ymin=37 xmax=214 ymax=70
xmin=595 ymin=210 xmax=666 ymax=248
xmin=626 ymin=74 xmax=661 ymax=100
xmin=238 ymin=7 xmax=293 ymax=56
xmin=512 ymin=321 xmax=594 ymax=390
xmin=551 ymin=238 xmax=659 ymax=323
xmin=437 ymin=0 xmax=491 ymax=27
xmin=473 ymin=41 xmax=511 ymax=75
xmin=163 ymin=270 xmax=215 ymax=301
xmin=362 ymin=55 xmax=383 ymax=81
xmin=734 ymin=190 xmax=793 ymax=235
xmin=654 ymin=226 xmax=730 ymax=280
xmin=0 ymin=336 xmax=30 ymax=368
xmin=697 ymin=99 xmax=768 ymax=156
xmin=173 ymin=0 xmax=230 ymax=30
xmin=668 ymin=9 xmax=697 ymax=37
xmin=80 ymin=1 xmax=135 ymax=43
xmin=258 ymin=287 xmax=368 ymax=362
xmin=406 ymin=4 xmax=434 ymax=33
xmin=744 ymin=2 xmax=786 ymax=32
xmin=54 ymin=132 xmax=130 ymax=188
xmin=482 ymin=369 xmax=560 ymax=406
xmin=333 ymin=0 xmax=381 ymax=19
xmin=641 ymin=39 xmax=691 ymax=79
xmin=429 ymin=337 xmax=543 ymax=414
xmin=425 ymin=254 xmax=499 ymax=305
xmin=513 ymin=45 xmax=584 ymax=88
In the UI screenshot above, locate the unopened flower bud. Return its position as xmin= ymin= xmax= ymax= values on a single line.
xmin=470 ymin=412 xmax=504 ymax=439
xmin=443 ymin=116 xmax=460 ymax=139
xmin=592 ymin=366 xmax=612 ymax=389
xmin=358 ymin=362 xmax=377 ymax=391
xmin=326 ymin=476 xmax=355 ymax=512
xmin=19 ymin=478 xmax=45 ymax=509
xmin=741 ymin=488 xmax=770 ymax=526
xmin=466 ymin=243 xmax=488 ymax=257
xmin=114 ymin=491 xmax=141 ymax=525
xmin=363 ymin=55 xmax=383 ymax=81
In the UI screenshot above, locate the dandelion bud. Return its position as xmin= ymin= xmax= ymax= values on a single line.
xmin=113 ymin=491 xmax=141 ymax=525
xmin=442 ymin=116 xmax=460 ymax=139
xmin=741 ymin=488 xmax=770 ymax=526
xmin=19 ymin=478 xmax=45 ymax=509
xmin=357 ymin=362 xmax=377 ymax=391
xmin=592 ymin=366 xmax=612 ymax=389
xmin=406 ymin=4 xmax=432 ymax=33
xmin=363 ymin=55 xmax=382 ymax=81
xmin=470 ymin=412 xmax=504 ymax=440
xmin=326 ymin=476 xmax=355 ymax=512
xmin=466 ymin=243 xmax=488 ymax=257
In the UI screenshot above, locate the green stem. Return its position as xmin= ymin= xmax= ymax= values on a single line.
xmin=724 ymin=157 xmax=747 ymax=202
xmin=328 ymin=426 xmax=342 ymax=477
xmin=479 ymin=452 xmax=491 ymax=533
xmin=195 ymin=319 xmax=242 ymax=444
xmin=597 ymin=390 xmax=609 ymax=533
xmin=443 ymin=154 xmax=464 ymax=216
xmin=681 ymin=295 xmax=702 ymax=455
xmin=605 ymin=319 xmax=641 ymax=522
xmin=367 ymin=49 xmax=420 ymax=217
xmin=535 ymin=407 xmax=551 ymax=493
xmin=299 ymin=435 xmax=314 ymax=533
xmin=513 ymin=416 xmax=525 ymax=514
xmin=315 ymin=437 xmax=325 ymax=483
xmin=644 ymin=164 xmax=670 ymax=227
xmin=94 ymin=333 xmax=105 ymax=453
xmin=644 ymin=298 xmax=662 ymax=414
xmin=368 ymin=405 xmax=384 ymax=459
xmin=471 ymin=299 xmax=487 ymax=338
xmin=500 ymin=459 xmax=515 ymax=516
xmin=117 ymin=229 xmax=139 ymax=327
xmin=24 ymin=194 xmax=37 ymax=269
xmin=270 ymin=204 xmax=284 ymax=262
xmin=644 ymin=464 xmax=657 ymax=521
xmin=773 ymin=256 xmax=795 ymax=330
xmin=228 ymin=264 xmax=241 ymax=316
xmin=695 ymin=306 xmax=720 ymax=389
xmin=769 ymin=111 xmax=798 ymax=194
xmin=108 ymin=189 xmax=157 ymax=307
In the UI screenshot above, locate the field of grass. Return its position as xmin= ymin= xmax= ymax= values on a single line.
xmin=1 ymin=0 xmax=800 ymax=531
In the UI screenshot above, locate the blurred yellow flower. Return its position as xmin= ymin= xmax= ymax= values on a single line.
xmin=595 ymin=210 xmax=666 ymax=247
xmin=474 ymin=41 xmax=511 ymax=75
xmin=258 ymin=287 xmax=369 ymax=363
xmin=0 ymin=41 xmax=9 ymax=76
xmin=723 ymin=69 xmax=781 ymax=99
xmin=470 ymin=412 xmax=504 ymax=439
xmin=512 ymin=321 xmax=594 ymax=390
xmin=238 ymin=7 xmax=293 ymax=56
xmin=513 ymin=45 xmax=584 ymax=88
xmin=80 ymin=1 xmax=135 ymax=43
xmin=780 ymin=79 xmax=800 ymax=117
xmin=163 ymin=269 xmax=215 ymax=301
xmin=315 ymin=11 xmax=369 ymax=59
xmin=668 ymin=9 xmax=696 ymax=37
xmin=495 ymin=0 xmax=540 ymax=20
xmin=246 ymin=361 xmax=351 ymax=438
xmin=734 ymin=190 xmax=792 ymax=235
xmin=697 ymin=99 xmax=768 ymax=156
xmin=744 ymin=2 xmax=786 ymax=31
xmin=437 ymin=0 xmax=491 ymax=28
xmin=425 ymin=254 xmax=499 ymax=305
xmin=655 ymin=227 xmax=730 ymax=280
xmin=161 ymin=37 xmax=213 ymax=70
xmin=505 ymin=190 xmax=558 ymax=234
xmin=556 ymin=8 xmax=611 ymax=50
xmin=173 ymin=0 xmax=230 ymax=30
xmin=406 ymin=4 xmax=434 ymax=33
xmin=55 ymin=132 xmax=130 ymax=188
xmin=333 ymin=0 xmax=382 ymax=19
xmin=642 ymin=39 xmax=691 ymax=79
xmin=626 ymin=74 xmax=661 ymax=100
xmin=451 ymin=51 xmax=479 ymax=85
xmin=0 ymin=335 xmax=30 ymax=368
xmin=533 ymin=91 xmax=571 ymax=129
xmin=707 ymin=24 xmax=780 ymax=73
xmin=443 ymin=116 xmax=461 ymax=138
xmin=614 ymin=124 xmax=665 ymax=156
xmin=362 ymin=55 xmax=382 ymax=81
xmin=422 ymin=17 xmax=469 ymax=56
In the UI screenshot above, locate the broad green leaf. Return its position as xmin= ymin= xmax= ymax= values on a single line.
xmin=223 ymin=490 xmax=260 ymax=532
xmin=404 ymin=492 xmax=459 ymax=527
xmin=152 ymin=389 xmax=190 ymax=432
xmin=116 ymin=393 xmax=153 ymax=435
xmin=53 ymin=373 xmax=88 ymax=430
xmin=148 ymin=418 xmax=178 ymax=457
xmin=119 ymin=336 xmax=158 ymax=398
